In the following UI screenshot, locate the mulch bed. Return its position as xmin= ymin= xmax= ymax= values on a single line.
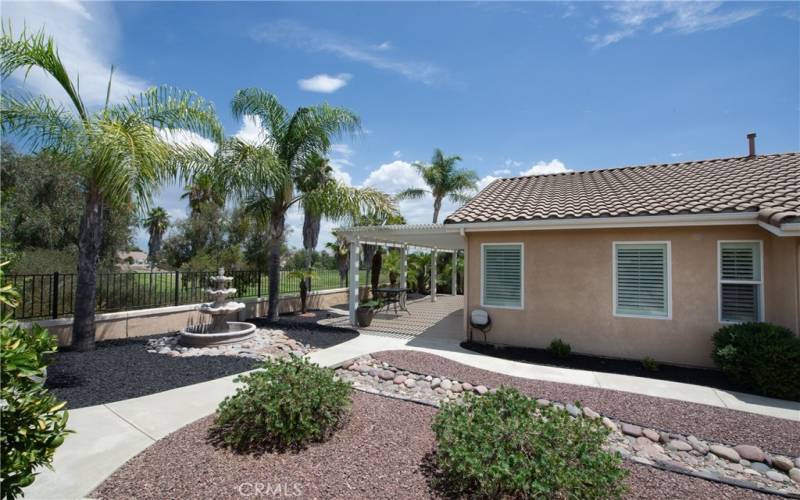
xmin=462 ymin=341 xmax=738 ymax=392
xmin=373 ymin=350 xmax=800 ymax=457
xmin=92 ymin=391 xmax=776 ymax=499
xmin=46 ymin=320 xmax=357 ymax=409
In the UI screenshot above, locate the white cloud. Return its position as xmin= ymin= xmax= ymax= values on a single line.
xmin=328 ymin=143 xmax=354 ymax=186
xmin=392 ymin=150 xmax=402 ymax=158
xmin=670 ymin=152 xmax=684 ymax=158
xmin=492 ymin=168 xmax=512 ymax=176
xmin=235 ymin=115 xmax=269 ymax=145
xmin=297 ymin=73 xmax=352 ymax=93
xmin=157 ymin=129 xmax=218 ymax=155
xmin=376 ymin=41 xmax=392 ymax=50
xmin=2 ymin=1 xmax=148 ymax=107
xmin=588 ymin=2 xmax=762 ymax=48
xmin=519 ymin=159 xmax=572 ymax=176
xmin=251 ymin=20 xmax=453 ymax=87
xmin=477 ymin=175 xmax=499 ymax=190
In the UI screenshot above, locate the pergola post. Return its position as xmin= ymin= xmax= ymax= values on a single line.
xmin=452 ymin=250 xmax=458 ymax=295
xmin=399 ymin=245 xmax=407 ymax=289
xmin=430 ymin=248 xmax=437 ymax=302
xmin=348 ymin=240 xmax=360 ymax=326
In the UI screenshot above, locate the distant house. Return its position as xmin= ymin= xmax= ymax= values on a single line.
xmin=341 ymin=137 xmax=799 ymax=367
xmin=116 ymin=251 xmax=154 ymax=271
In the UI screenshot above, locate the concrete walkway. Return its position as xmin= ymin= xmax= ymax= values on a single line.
xmin=25 ymin=329 xmax=800 ymax=499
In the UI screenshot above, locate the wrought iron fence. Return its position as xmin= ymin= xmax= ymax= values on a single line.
xmin=2 ymin=268 xmax=347 ymax=321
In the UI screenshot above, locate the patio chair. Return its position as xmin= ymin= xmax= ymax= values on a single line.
xmin=469 ymin=309 xmax=491 ymax=343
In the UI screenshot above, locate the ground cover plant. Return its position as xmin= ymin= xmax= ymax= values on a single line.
xmin=431 ymin=387 xmax=628 ymax=499
xmin=210 ymin=356 xmax=351 ymax=452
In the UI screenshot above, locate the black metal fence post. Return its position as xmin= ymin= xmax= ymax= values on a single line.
xmin=257 ymin=270 xmax=262 ymax=298
xmin=174 ymin=270 xmax=180 ymax=306
xmin=51 ymin=272 xmax=59 ymax=319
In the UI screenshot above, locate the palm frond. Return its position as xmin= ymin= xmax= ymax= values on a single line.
xmin=111 ymin=85 xmax=223 ymax=143
xmin=231 ymin=88 xmax=288 ymax=142
xmin=395 ymin=188 xmax=427 ymax=200
xmin=0 ymin=26 xmax=87 ymax=119
xmin=301 ymin=182 xmax=399 ymax=224
xmin=447 ymin=192 xmax=474 ymax=204
xmin=87 ymin=116 xmax=171 ymax=211
xmin=1 ymin=92 xmax=81 ymax=153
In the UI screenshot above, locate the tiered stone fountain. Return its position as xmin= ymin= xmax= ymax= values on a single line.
xmin=179 ymin=268 xmax=256 ymax=347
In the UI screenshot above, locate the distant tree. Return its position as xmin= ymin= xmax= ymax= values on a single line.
xmin=180 ymin=172 xmax=225 ymax=215
xmin=325 ymin=235 xmax=349 ymax=287
xmin=1 ymin=28 xmax=222 ymax=350
xmin=143 ymin=207 xmax=169 ymax=269
xmin=296 ymin=152 xmax=333 ymax=270
xmin=397 ymin=148 xmax=478 ymax=223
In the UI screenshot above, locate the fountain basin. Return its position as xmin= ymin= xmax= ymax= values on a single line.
xmin=179 ymin=321 xmax=256 ymax=347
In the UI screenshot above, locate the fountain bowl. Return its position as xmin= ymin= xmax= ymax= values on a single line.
xmin=179 ymin=321 xmax=256 ymax=347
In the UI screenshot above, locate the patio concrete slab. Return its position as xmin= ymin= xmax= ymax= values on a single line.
xmin=105 ymin=371 xmax=241 ymax=440
xmin=23 ymin=405 xmax=154 ymax=500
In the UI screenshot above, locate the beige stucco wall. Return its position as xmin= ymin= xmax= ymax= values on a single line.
xmin=27 ymin=289 xmax=348 ymax=347
xmin=465 ymin=225 xmax=799 ymax=368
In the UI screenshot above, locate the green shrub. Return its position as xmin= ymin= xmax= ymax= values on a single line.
xmin=642 ymin=356 xmax=659 ymax=372
xmin=712 ymin=322 xmax=800 ymax=401
xmin=210 ymin=356 xmax=352 ymax=453
xmin=1 ymin=265 xmax=70 ymax=498
xmin=431 ymin=388 xmax=628 ymax=499
xmin=548 ymin=338 xmax=572 ymax=359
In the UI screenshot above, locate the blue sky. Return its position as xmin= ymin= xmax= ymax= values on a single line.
xmin=4 ymin=1 xmax=799 ymax=250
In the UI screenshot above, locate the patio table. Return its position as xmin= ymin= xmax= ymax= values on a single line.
xmin=374 ymin=287 xmax=410 ymax=315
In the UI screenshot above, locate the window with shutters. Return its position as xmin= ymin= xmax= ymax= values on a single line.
xmin=718 ymin=241 xmax=763 ymax=323
xmin=613 ymin=242 xmax=671 ymax=319
xmin=481 ymin=243 xmax=523 ymax=309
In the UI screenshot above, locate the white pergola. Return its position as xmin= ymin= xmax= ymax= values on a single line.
xmin=336 ymin=224 xmax=466 ymax=326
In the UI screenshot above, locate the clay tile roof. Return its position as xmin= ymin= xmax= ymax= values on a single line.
xmin=444 ymin=152 xmax=800 ymax=228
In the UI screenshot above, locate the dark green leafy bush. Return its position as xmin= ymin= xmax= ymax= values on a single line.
xmin=431 ymin=388 xmax=628 ymax=499
xmin=712 ymin=322 xmax=800 ymax=401
xmin=211 ymin=356 xmax=352 ymax=453
xmin=548 ymin=338 xmax=572 ymax=359
xmin=1 ymin=266 xmax=70 ymax=499
xmin=641 ymin=356 xmax=659 ymax=372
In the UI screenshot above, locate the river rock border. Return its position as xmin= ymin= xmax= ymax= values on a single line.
xmin=146 ymin=328 xmax=314 ymax=360
xmin=336 ymin=355 xmax=800 ymax=497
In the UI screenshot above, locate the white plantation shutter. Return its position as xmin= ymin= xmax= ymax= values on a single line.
xmin=482 ymin=244 xmax=522 ymax=308
xmin=614 ymin=243 xmax=669 ymax=318
xmin=719 ymin=242 xmax=762 ymax=322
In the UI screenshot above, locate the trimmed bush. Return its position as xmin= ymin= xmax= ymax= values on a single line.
xmin=431 ymin=388 xmax=628 ymax=498
xmin=1 ymin=267 xmax=70 ymax=498
xmin=211 ymin=356 xmax=352 ymax=453
xmin=642 ymin=357 xmax=659 ymax=372
xmin=712 ymin=322 xmax=800 ymax=401
xmin=548 ymin=338 xmax=572 ymax=359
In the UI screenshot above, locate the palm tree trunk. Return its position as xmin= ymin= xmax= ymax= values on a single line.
xmin=432 ymin=197 xmax=442 ymax=224
xmin=302 ymin=210 xmax=320 ymax=293
xmin=302 ymin=210 xmax=321 ymax=269
xmin=72 ymin=194 xmax=104 ymax=352
xmin=266 ymin=213 xmax=285 ymax=322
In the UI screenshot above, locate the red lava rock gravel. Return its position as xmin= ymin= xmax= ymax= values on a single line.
xmin=93 ymin=390 xmax=783 ymax=499
xmin=92 ymin=391 xmax=438 ymax=500
xmin=373 ymin=350 xmax=800 ymax=456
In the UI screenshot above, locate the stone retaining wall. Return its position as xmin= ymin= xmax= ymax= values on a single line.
xmin=21 ymin=289 xmax=348 ymax=346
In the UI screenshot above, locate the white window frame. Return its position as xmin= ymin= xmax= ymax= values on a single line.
xmin=480 ymin=242 xmax=524 ymax=310
xmin=612 ymin=241 xmax=672 ymax=320
xmin=717 ymin=240 xmax=765 ymax=324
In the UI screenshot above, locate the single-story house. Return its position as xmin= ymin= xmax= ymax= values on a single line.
xmin=340 ymin=138 xmax=799 ymax=367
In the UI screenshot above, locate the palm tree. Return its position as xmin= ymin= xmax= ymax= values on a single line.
xmin=1 ymin=28 xmax=222 ymax=351
xmin=143 ymin=207 xmax=169 ymax=269
xmin=325 ymin=235 xmax=349 ymax=287
xmin=222 ymin=88 xmax=397 ymax=321
xmin=297 ymin=152 xmax=333 ymax=270
xmin=180 ymin=171 xmax=225 ymax=215
xmin=397 ymin=148 xmax=479 ymax=223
